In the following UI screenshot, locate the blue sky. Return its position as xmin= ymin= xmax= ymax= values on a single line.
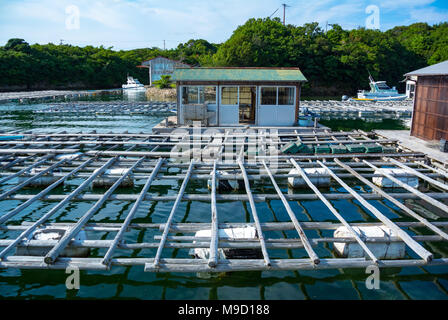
xmin=0 ymin=0 xmax=447 ymax=50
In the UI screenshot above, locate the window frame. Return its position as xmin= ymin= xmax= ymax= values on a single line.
xmin=260 ymin=86 xmax=278 ymax=106
xmin=181 ymin=85 xmax=217 ymax=105
xmin=203 ymin=86 xmax=217 ymax=105
xmin=220 ymin=86 xmax=239 ymax=106
xmin=277 ymin=86 xmax=296 ymax=106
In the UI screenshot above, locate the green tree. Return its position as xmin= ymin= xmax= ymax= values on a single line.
xmin=153 ymin=75 xmax=173 ymax=89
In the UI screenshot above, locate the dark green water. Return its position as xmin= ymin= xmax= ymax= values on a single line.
xmin=0 ymin=92 xmax=447 ymax=300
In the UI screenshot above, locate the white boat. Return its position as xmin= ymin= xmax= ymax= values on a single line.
xmin=353 ymin=74 xmax=407 ymax=101
xmin=122 ymin=76 xmax=146 ymax=90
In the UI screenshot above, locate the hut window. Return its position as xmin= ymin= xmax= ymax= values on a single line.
xmin=239 ymin=87 xmax=252 ymax=105
xmin=182 ymin=86 xmax=216 ymax=105
xmin=182 ymin=86 xmax=207 ymax=104
xmin=278 ymin=87 xmax=295 ymax=105
xmin=221 ymin=87 xmax=238 ymax=105
xmin=182 ymin=86 xmax=200 ymax=104
xmin=204 ymin=86 xmax=217 ymax=105
xmin=261 ymin=87 xmax=277 ymax=105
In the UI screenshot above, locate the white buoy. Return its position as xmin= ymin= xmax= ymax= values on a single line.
xmin=55 ymin=152 xmax=83 ymax=161
xmin=16 ymin=226 xmax=90 ymax=257
xmin=288 ymin=168 xmax=331 ymax=188
xmin=189 ymin=226 xmax=261 ymax=260
xmin=207 ymin=171 xmax=244 ymax=191
xmin=92 ymin=168 xmax=134 ymax=188
xmin=372 ymin=168 xmax=419 ymax=188
xmin=19 ymin=168 xmax=61 ymax=187
xmin=333 ymin=226 xmax=406 ymax=259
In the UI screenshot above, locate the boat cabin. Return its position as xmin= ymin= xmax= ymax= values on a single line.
xmin=406 ymin=76 xmax=417 ymax=99
xmin=171 ymin=67 xmax=307 ymax=126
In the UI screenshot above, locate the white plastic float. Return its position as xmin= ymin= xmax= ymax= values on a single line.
xmin=207 ymin=170 xmax=244 ymax=192
xmin=189 ymin=226 xmax=262 ymax=260
xmin=288 ymin=168 xmax=331 ymax=188
xmin=333 ymin=226 xmax=406 ymax=259
xmin=92 ymin=168 xmax=134 ymax=188
xmin=16 ymin=226 xmax=90 ymax=257
xmin=55 ymin=152 xmax=83 ymax=161
xmin=372 ymin=168 xmax=419 ymax=188
xmin=18 ymin=168 xmax=60 ymax=187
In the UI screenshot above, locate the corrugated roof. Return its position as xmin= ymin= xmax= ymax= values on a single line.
xmin=171 ymin=67 xmax=307 ymax=82
xmin=405 ymin=60 xmax=448 ymax=76
xmin=141 ymin=56 xmax=191 ymax=67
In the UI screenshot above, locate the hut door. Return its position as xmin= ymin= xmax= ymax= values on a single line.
xmin=239 ymin=87 xmax=256 ymax=124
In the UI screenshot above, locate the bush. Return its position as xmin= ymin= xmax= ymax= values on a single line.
xmin=153 ymin=75 xmax=172 ymax=89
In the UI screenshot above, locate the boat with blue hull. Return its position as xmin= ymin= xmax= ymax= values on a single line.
xmin=352 ymin=75 xmax=407 ymax=101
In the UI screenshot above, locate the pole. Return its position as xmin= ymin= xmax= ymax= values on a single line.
xmin=149 ymin=62 xmax=152 ymax=87
xmin=283 ymin=4 xmax=286 ymax=25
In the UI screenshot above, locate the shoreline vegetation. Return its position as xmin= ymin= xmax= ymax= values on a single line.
xmin=1 ymin=18 xmax=447 ymax=96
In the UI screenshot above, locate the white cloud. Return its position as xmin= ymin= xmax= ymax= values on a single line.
xmin=378 ymin=0 xmax=435 ymax=11
xmin=409 ymin=7 xmax=448 ymax=24
xmin=287 ymin=1 xmax=366 ymax=29
xmin=0 ymin=0 xmax=446 ymax=49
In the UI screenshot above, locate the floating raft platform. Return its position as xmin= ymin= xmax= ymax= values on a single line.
xmin=0 ymin=89 xmax=123 ymax=104
xmin=0 ymin=128 xmax=447 ymax=273
xmin=301 ymin=100 xmax=413 ymax=121
xmin=35 ymin=101 xmax=177 ymax=116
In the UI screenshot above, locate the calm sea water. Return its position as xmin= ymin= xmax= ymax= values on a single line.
xmin=0 ymin=91 xmax=447 ymax=300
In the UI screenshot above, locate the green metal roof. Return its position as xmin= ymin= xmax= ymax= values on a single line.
xmin=171 ymin=68 xmax=307 ymax=82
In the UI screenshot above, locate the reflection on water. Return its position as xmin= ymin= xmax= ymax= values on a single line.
xmin=0 ymin=93 xmax=448 ymax=300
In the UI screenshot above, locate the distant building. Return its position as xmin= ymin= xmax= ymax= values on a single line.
xmin=406 ymin=76 xmax=417 ymax=99
xmin=405 ymin=60 xmax=448 ymax=141
xmin=140 ymin=57 xmax=190 ymax=86
xmin=171 ymin=67 xmax=307 ymax=127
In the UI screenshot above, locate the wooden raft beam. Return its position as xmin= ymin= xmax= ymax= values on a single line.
xmin=318 ymin=160 xmax=433 ymax=262
xmin=44 ymin=157 xmax=145 ymax=264
xmin=290 ymin=158 xmax=378 ymax=263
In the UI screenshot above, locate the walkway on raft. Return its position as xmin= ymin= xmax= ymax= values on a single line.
xmin=0 ymin=128 xmax=447 ymax=273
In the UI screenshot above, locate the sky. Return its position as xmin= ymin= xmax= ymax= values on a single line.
xmin=0 ymin=0 xmax=447 ymax=50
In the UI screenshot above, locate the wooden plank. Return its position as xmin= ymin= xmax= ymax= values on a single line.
xmin=152 ymin=160 xmax=195 ymax=268
xmin=101 ymin=158 xmax=164 ymax=265
xmin=44 ymin=157 xmax=145 ymax=264
xmin=334 ymin=158 xmax=448 ymax=243
xmin=208 ymin=160 xmax=219 ymax=268
xmin=0 ymin=156 xmax=90 ymax=224
xmin=0 ymin=157 xmax=118 ymax=259
xmin=0 ymin=155 xmax=35 ymax=170
xmin=363 ymin=160 xmax=448 ymax=217
xmin=7 ymin=191 xmax=448 ymax=202
xmin=0 ymin=155 xmax=53 ymax=185
xmin=143 ymin=258 xmax=448 ymax=273
xmin=417 ymin=161 xmax=448 ymax=179
xmin=9 ymin=220 xmax=448 ymax=233
xmin=290 ymin=158 xmax=378 ymax=263
xmin=387 ymin=158 xmax=448 ymax=192
xmin=238 ymin=158 xmax=271 ymax=267
xmin=0 ymin=157 xmax=69 ymax=201
xmin=0 ymin=149 xmax=79 ymax=155
xmin=320 ymin=160 xmax=433 ymax=262
xmin=0 ymin=138 xmax=399 ymax=147
xmin=262 ymin=160 xmax=319 ymax=264
xmin=1 ymin=256 xmax=447 ymax=271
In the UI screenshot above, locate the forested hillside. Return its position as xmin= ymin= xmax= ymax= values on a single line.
xmin=1 ymin=18 xmax=447 ymax=95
